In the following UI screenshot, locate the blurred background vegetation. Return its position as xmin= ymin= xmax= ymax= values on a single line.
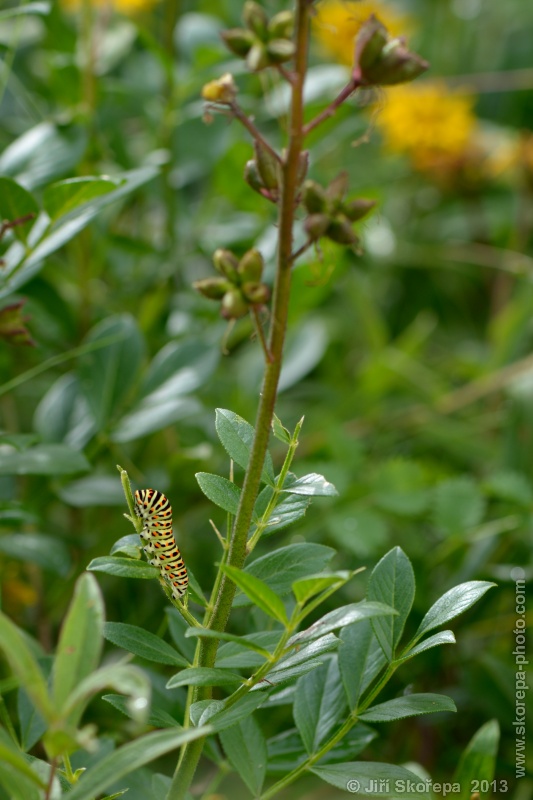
xmin=0 ymin=0 xmax=531 ymax=797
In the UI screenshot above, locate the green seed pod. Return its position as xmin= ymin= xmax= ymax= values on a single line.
xmin=266 ymin=38 xmax=296 ymax=64
xmin=193 ymin=277 xmax=232 ymax=300
xmin=366 ymin=38 xmax=429 ymax=85
xmin=221 ymin=28 xmax=254 ymax=57
xmin=355 ymin=16 xmax=388 ymax=72
xmin=246 ymin=41 xmax=269 ymax=71
xmin=325 ymin=172 xmax=349 ymax=205
xmin=343 ymin=198 xmax=376 ymax=221
xmin=221 ymin=288 xmax=249 ymax=319
xmin=268 ymin=10 xmax=294 ymax=39
xmin=244 ymin=159 xmax=265 ymax=194
xmin=326 ymin=218 xmax=359 ymax=246
xmin=213 ymin=248 xmax=239 ymax=281
xmin=243 ymin=1 xmax=269 ymax=39
xmin=302 ymin=180 xmax=327 ymax=214
xmin=304 ymin=213 xmax=330 ymax=241
xmin=238 ymin=248 xmax=265 ymax=282
xmin=242 ymin=281 xmax=270 ymax=305
xmin=254 ymin=140 xmax=280 ymax=190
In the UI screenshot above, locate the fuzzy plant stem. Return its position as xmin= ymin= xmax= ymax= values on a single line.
xmin=165 ymin=3 xmax=311 ymax=799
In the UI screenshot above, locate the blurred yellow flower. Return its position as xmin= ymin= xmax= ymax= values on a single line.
xmin=377 ymin=82 xmax=476 ymax=170
xmin=62 ymin=0 xmax=157 ymax=12
xmin=313 ymin=0 xmax=413 ymax=66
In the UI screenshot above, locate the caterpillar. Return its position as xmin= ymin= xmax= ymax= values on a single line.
xmin=134 ymin=488 xmax=188 ymax=600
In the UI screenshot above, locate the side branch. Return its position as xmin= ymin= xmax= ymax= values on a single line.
xmin=303 ymin=76 xmax=362 ymax=137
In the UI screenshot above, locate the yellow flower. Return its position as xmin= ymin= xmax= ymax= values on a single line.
xmin=377 ymin=81 xmax=476 ymax=170
xmin=313 ymin=0 xmax=413 ymax=66
xmin=62 ymin=0 xmax=158 ymax=13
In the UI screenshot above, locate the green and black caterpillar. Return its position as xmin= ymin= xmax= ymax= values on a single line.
xmin=134 ymin=488 xmax=188 ymax=599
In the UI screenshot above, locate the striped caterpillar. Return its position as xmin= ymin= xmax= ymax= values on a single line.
xmin=134 ymin=488 xmax=188 ymax=600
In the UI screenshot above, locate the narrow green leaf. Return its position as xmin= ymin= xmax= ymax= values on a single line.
xmin=220 ymin=715 xmax=267 ymax=796
xmin=60 ymin=475 xmax=127 ymax=507
xmin=103 ymin=622 xmax=188 ymax=666
xmin=216 ymin=632 xmax=281 ymax=669
xmin=185 ymin=627 xmax=272 ymax=657
xmin=274 ymin=633 xmax=339 ymax=673
xmin=339 ymin=620 xmax=387 ymax=709
xmin=62 ymin=664 xmax=150 ymax=727
xmin=0 ymin=730 xmax=46 ymax=791
xmin=293 ymin=658 xmax=347 ymax=754
xmin=215 ymin=408 xmax=275 ymax=485
xmin=368 ymin=546 xmax=415 ymax=661
xmin=395 ymin=631 xmax=456 ymax=664
xmin=0 ymin=615 xmax=53 ymax=722
xmin=64 ymin=727 xmax=213 ymax=800
xmin=311 ymin=762 xmax=432 ymax=798
xmin=0 ymin=533 xmax=71 ymax=575
xmin=359 ymin=693 xmax=456 ymax=722
xmin=111 ymin=397 xmax=200 ymax=443
xmin=415 ymin=581 xmax=496 ymax=641
xmin=291 ymin=601 xmax=397 ymax=644
xmin=43 ymin=177 xmax=119 ymax=220
xmin=0 ymin=3 xmax=50 ymax=20
xmin=110 ymin=534 xmax=142 ymax=558
xmin=251 ymin=658 xmax=325 ymax=690
xmin=166 ymin=668 xmax=243 ymax=689
xmin=0 ymin=177 xmax=39 ymax=242
xmin=87 ymin=556 xmax=159 ymax=579
xmin=252 ymin=488 xmax=310 ymax=536
xmin=103 ymin=694 xmax=181 ymax=729
xmin=282 ymin=472 xmax=338 ymax=496
xmin=240 ymin=543 xmax=335 ymax=601
xmin=52 ymin=573 xmax=104 ymax=711
xmin=195 ymin=472 xmax=241 ymax=515
xmin=222 ymin=564 xmax=288 ymax=625
xmin=453 ymin=720 xmax=500 ymax=800
xmin=0 ymin=444 xmax=89 ymax=476
xmin=77 ymin=315 xmax=144 ymax=430
xmin=293 ymin=572 xmax=351 ymax=604
xmin=200 ymin=693 xmax=266 ymax=731
xmin=272 ymin=413 xmax=291 ymax=443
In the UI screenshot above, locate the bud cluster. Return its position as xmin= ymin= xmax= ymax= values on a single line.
xmin=301 ymin=174 xmax=375 ymax=247
xmin=193 ymin=248 xmax=270 ymax=319
xmin=222 ymin=2 xmax=295 ymax=72
xmin=355 ymin=16 xmax=428 ymax=86
xmin=245 ymin=141 xmax=308 ymax=203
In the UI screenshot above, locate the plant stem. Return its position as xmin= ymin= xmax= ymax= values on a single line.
xmin=165 ymin=4 xmax=311 ymax=798
xmin=303 ymin=76 xmax=361 ymax=137
xmin=230 ymin=101 xmax=282 ymax=164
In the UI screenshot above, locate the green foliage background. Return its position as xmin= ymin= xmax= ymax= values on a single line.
xmin=0 ymin=0 xmax=531 ymax=797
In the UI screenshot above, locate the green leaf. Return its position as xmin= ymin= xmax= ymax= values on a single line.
xmin=103 ymin=622 xmax=188 ymax=667
xmin=64 ymin=727 xmax=213 ymax=800
xmin=274 ymin=633 xmax=339 ymax=674
xmin=339 ymin=620 xmax=387 ymax=709
xmin=59 ymin=475 xmax=126 ymax=507
xmin=216 ymin=632 xmax=281 ymax=669
xmin=272 ymin=413 xmax=291 ymax=443
xmin=140 ymin=339 xmax=219 ymax=398
xmin=359 ymin=693 xmax=456 ymax=722
xmin=282 ymin=472 xmax=337 ymax=496
xmin=198 ymin=693 xmax=266 ymax=731
xmin=220 ymin=715 xmax=267 ymax=796
xmin=0 ymin=615 xmax=52 ymax=721
xmin=415 ymin=581 xmax=496 ymax=641
xmin=253 ymin=659 xmax=325 ymax=690
xmin=87 ymin=556 xmax=159 ymax=580
xmin=185 ymin=627 xmax=272 ymax=658
xmin=367 ymin=547 xmax=415 ymax=661
xmin=43 ymin=177 xmax=119 ymax=221
xmin=293 ymin=658 xmax=346 ymax=753
xmin=33 ymin=374 xmax=88 ymax=445
xmin=0 ymin=729 xmax=47 ymax=794
xmin=52 ymin=573 xmax=104 ymax=712
xmin=103 ymin=694 xmax=181 ymax=729
xmin=166 ymin=607 xmax=198 ymax=662
xmin=0 ymin=3 xmax=50 ymax=20
xmin=238 ymin=543 xmax=335 ymax=601
xmin=109 ymin=533 xmax=142 ymax=558
xmin=251 ymin=487 xmax=310 ymax=536
xmin=62 ymin=663 xmax=150 ymax=726
xmin=453 ymin=720 xmax=500 ymax=799
xmin=215 ymin=408 xmax=275 ymax=485
xmin=293 ymin=572 xmax=351 ymax=604
xmin=0 ymin=177 xmax=39 ymax=242
xmin=292 ymin=601 xmax=397 ymax=644
xmin=395 ymin=631 xmax=456 ymax=664
xmin=0 ymin=533 xmax=70 ymax=575
xmin=433 ymin=476 xmax=485 ymax=534
xmin=77 ymin=315 xmax=144 ymax=430
xmin=166 ymin=668 xmax=243 ymax=689
xmin=0 ymin=444 xmax=89 ymax=476
xmin=222 ymin=564 xmax=289 ymax=625
xmin=311 ymin=762 xmax=432 ymax=798
xmin=111 ymin=397 xmax=200 ymax=443
xmin=195 ymin=472 xmax=241 ymax=515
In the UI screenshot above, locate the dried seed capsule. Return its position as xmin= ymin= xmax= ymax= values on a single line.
xmin=213 ymin=249 xmax=239 ymax=281
xmin=268 ymin=10 xmax=294 ymax=39
xmin=254 ymin=140 xmax=280 ymax=190
xmin=221 ymin=28 xmax=254 ymax=57
xmin=242 ymin=281 xmax=270 ymax=304
xmin=343 ymin=198 xmax=376 ymax=221
xmin=238 ymin=248 xmax=265 ymax=282
xmin=326 ymin=218 xmax=359 ymax=245
xmin=304 ymin=213 xmax=330 ymax=240
xmin=302 ymin=180 xmax=327 ymax=214
xmin=246 ymin=41 xmax=269 ymax=71
xmin=266 ymin=38 xmax=296 ymax=64
xmin=221 ymin=288 xmax=249 ymax=319
xmin=193 ymin=277 xmax=232 ymax=300
xmin=243 ymin=1 xmax=269 ymax=39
